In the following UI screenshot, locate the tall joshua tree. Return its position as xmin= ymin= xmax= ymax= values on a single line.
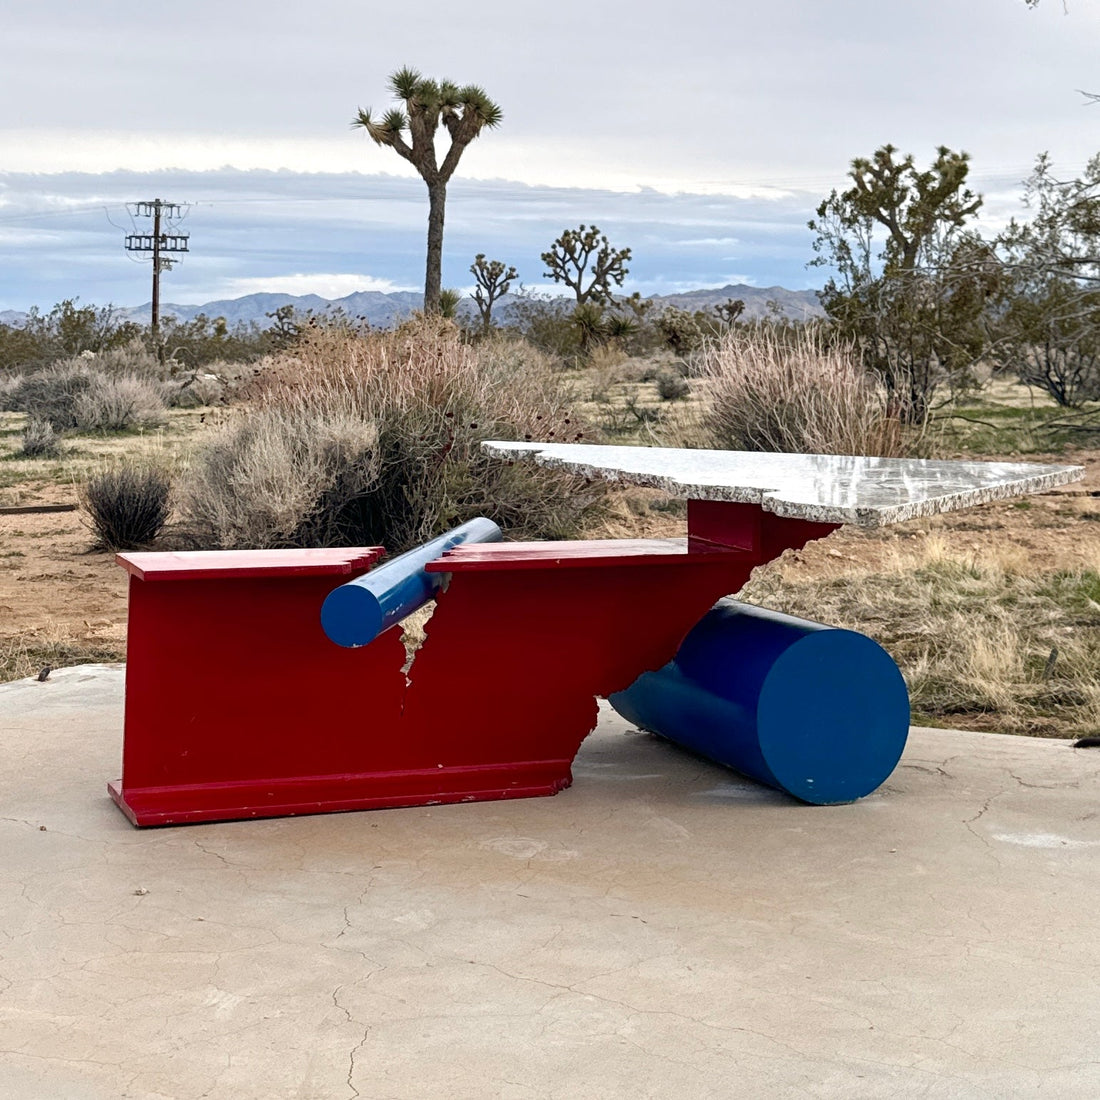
xmin=353 ymin=67 xmax=502 ymax=315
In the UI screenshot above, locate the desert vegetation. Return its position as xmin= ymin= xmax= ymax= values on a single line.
xmin=177 ymin=317 xmax=602 ymax=552
xmin=353 ymin=67 xmax=502 ymax=314
xmin=742 ymin=532 xmax=1100 ymax=739
xmin=695 ymin=324 xmax=915 ymax=457
xmin=2 ymin=303 xmax=1096 ymax=741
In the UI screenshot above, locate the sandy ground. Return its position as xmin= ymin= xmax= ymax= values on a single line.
xmin=0 ymin=481 xmax=130 ymax=652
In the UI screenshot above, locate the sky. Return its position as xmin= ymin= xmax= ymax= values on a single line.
xmin=1 ymin=0 xmax=1098 ymax=312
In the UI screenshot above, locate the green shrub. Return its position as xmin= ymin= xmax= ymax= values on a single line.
xmin=157 ymin=312 xmax=274 ymax=367
xmin=0 ymin=372 xmax=25 ymax=410
xmin=179 ymin=318 xmax=605 ymax=552
xmin=506 ymin=291 xmax=582 ymax=361
xmin=654 ymin=306 xmax=715 ymax=356
xmin=0 ymin=300 xmax=144 ymax=372
xmin=80 ymin=464 xmax=172 ymax=550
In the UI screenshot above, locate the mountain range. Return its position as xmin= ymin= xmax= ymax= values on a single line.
xmin=0 ymin=283 xmax=823 ymax=330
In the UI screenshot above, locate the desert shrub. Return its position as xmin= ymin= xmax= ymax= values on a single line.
xmin=80 ymin=464 xmax=172 ymax=551
xmin=0 ymin=371 xmax=25 ymax=410
xmin=0 ymin=300 xmax=144 ymax=372
xmin=655 ymin=306 xmax=708 ymax=356
xmin=4 ymin=360 xmax=167 ymax=432
xmin=167 ymin=371 xmax=227 ymax=408
xmin=654 ymin=305 xmax=738 ymax=356
xmin=90 ymin=338 xmax=161 ymax=378
xmin=655 ymin=370 xmax=691 ymax=401
xmin=158 ymin=312 xmax=272 ymax=367
xmin=80 ymin=340 xmax=238 ymax=408
xmin=506 ymin=291 xmax=582 ymax=361
xmin=0 ymin=323 xmax=46 ymax=373
xmin=72 ymin=373 xmax=167 ymax=431
xmin=179 ymin=318 xmax=604 ymax=552
xmin=20 ymin=418 xmax=60 ymax=457
xmin=181 ymin=402 xmax=382 ymax=548
xmin=4 ymin=360 xmax=94 ymax=427
xmin=697 ymin=325 xmax=914 ymax=456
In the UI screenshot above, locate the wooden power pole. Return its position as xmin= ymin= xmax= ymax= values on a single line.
xmin=124 ymin=199 xmax=190 ymax=339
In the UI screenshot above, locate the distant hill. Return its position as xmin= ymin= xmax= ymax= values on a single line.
xmin=648 ymin=284 xmax=823 ymax=320
xmin=0 ymin=284 xmax=824 ymax=330
xmin=112 ymin=290 xmax=427 ymax=329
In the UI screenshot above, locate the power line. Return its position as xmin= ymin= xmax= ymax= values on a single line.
xmin=122 ymin=199 xmax=190 ymax=336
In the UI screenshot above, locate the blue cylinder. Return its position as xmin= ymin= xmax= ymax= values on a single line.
xmin=321 ymin=517 xmax=502 ymax=647
xmin=609 ymin=599 xmax=910 ymax=805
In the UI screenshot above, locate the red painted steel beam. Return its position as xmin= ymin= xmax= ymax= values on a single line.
xmin=110 ymin=504 xmax=842 ymax=826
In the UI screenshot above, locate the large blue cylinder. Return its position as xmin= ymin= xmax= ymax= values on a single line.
xmin=321 ymin=517 xmax=502 ymax=647
xmin=609 ymin=599 xmax=910 ymax=805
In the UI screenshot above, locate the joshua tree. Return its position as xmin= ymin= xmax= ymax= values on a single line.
xmin=353 ymin=68 xmax=502 ymax=314
xmin=712 ymin=298 xmax=746 ymax=327
xmin=808 ymin=144 xmax=990 ymax=422
xmin=470 ymin=254 xmax=518 ymax=332
xmin=542 ymin=225 xmax=631 ymax=305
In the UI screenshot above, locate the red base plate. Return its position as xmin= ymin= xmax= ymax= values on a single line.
xmin=108 ymin=761 xmax=574 ymax=826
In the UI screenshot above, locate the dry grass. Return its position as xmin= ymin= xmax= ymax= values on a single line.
xmin=741 ymin=534 xmax=1100 ymax=738
xmin=179 ymin=318 xmax=606 ymax=551
xmin=693 ymin=325 xmax=918 ymax=456
xmin=0 ymin=628 xmax=124 ymax=683
xmin=0 ymin=405 xmax=204 ymax=502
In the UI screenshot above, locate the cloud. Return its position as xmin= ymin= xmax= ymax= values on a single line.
xmin=0 ymin=156 xmax=1046 ymax=311
xmin=0 ymin=167 xmax=836 ymax=310
xmin=675 ymin=237 xmax=742 ymax=248
xmin=4 ymin=1 xmax=1098 ymax=197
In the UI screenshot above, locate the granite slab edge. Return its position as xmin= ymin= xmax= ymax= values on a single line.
xmin=481 ymin=442 xmax=1085 ymax=527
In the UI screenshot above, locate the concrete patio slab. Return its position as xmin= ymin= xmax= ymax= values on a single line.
xmin=1 ymin=665 xmax=1099 ymax=1099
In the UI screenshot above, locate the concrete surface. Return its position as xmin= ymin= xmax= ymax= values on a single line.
xmin=2 ymin=665 xmax=1099 ymax=1099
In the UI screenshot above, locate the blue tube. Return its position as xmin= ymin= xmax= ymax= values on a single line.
xmin=321 ymin=517 xmax=502 ymax=647
xmin=609 ymin=599 xmax=910 ymax=805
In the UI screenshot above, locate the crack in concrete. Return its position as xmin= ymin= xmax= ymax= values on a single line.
xmin=191 ymin=838 xmax=237 ymax=867
xmin=331 ymin=984 xmax=374 ymax=1100
xmin=901 ymin=765 xmax=952 ymax=780
xmin=962 ymin=792 xmax=1005 ymax=854
xmin=197 ymin=1053 xmax=233 ymax=1099
xmin=463 ymin=957 xmax=825 ymax=1063
xmin=1009 ymin=770 xmax=1080 ymax=791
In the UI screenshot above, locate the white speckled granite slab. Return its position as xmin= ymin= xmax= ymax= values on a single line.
xmin=482 ymin=442 xmax=1085 ymax=526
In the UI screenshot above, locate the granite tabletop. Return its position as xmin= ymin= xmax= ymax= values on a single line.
xmin=482 ymin=441 xmax=1085 ymax=526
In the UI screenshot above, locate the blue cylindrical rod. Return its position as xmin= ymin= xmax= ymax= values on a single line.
xmin=321 ymin=517 xmax=502 ymax=647
xmin=610 ymin=599 xmax=910 ymax=805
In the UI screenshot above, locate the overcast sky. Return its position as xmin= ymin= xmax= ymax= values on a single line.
xmin=1 ymin=0 xmax=1098 ymax=311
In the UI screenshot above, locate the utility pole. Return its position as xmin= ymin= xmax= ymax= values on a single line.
xmin=124 ymin=199 xmax=190 ymax=339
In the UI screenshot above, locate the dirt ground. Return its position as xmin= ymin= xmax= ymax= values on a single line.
xmin=2 ymin=446 xmax=1097 ymax=678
